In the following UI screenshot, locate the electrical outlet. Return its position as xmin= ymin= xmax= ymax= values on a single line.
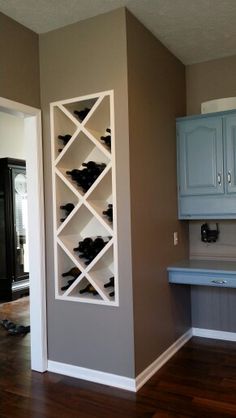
xmin=173 ymin=232 xmax=178 ymax=246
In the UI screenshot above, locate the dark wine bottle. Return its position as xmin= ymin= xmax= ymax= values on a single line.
xmin=79 ymin=284 xmax=98 ymax=295
xmin=66 ymin=169 xmax=81 ymax=177
xmin=93 ymin=237 xmax=105 ymax=253
xmin=60 ymin=203 xmax=75 ymax=213
xmin=66 ymin=169 xmax=87 ymax=191
xmin=60 ymin=203 xmax=75 ymax=223
xmin=74 ymin=236 xmax=110 ymax=264
xmin=100 ymin=135 xmax=111 ymax=147
xmin=104 ymin=277 xmax=114 ymax=288
xmin=82 ymin=161 xmax=97 ymax=169
xmin=66 ymin=162 xmax=106 ymax=193
xmin=93 ymin=236 xmax=105 ymax=245
xmin=66 ymin=170 xmax=86 ymax=188
xmin=73 ymin=237 xmax=93 ymax=252
xmin=100 ymin=128 xmax=111 ymax=148
xmin=83 ymin=237 xmax=94 ymax=246
xmin=74 ymin=108 xmax=90 ymax=121
xmin=82 ymin=161 xmax=106 ymax=170
xmin=58 ymin=134 xmax=72 ymax=145
xmin=102 ymin=204 xmax=113 ymax=222
xmin=79 ymin=248 xmax=95 ymax=259
xmin=62 ymin=267 xmax=81 ymax=278
xmin=61 ymin=278 xmax=76 ymax=291
xmin=61 ymin=284 xmax=69 ymax=291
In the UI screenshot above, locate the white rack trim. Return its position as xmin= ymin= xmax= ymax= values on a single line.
xmin=50 ymin=90 xmax=118 ymax=305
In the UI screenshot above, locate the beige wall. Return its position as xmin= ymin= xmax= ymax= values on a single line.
xmin=0 ymin=12 xmax=40 ymax=108
xmin=126 ymin=11 xmax=190 ymax=375
xmin=39 ymin=9 xmax=135 ymax=377
xmin=0 ymin=5 xmax=195 ymax=379
xmin=0 ymin=112 xmax=25 ymax=159
xmin=186 ymin=54 xmax=236 ymax=115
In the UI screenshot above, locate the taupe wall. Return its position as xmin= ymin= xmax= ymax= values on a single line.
xmin=126 ymin=11 xmax=190 ymax=375
xmin=187 ymin=55 xmax=236 ymax=332
xmin=0 ymin=12 xmax=40 ymax=108
xmin=186 ymin=54 xmax=236 ymax=115
xmin=39 ymin=9 xmax=135 ymax=377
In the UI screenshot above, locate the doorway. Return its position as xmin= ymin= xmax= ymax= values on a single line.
xmin=0 ymin=97 xmax=47 ymax=372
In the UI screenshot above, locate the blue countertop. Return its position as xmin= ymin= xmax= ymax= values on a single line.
xmin=167 ymin=260 xmax=236 ymax=288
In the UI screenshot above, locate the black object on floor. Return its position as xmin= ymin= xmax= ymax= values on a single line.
xmin=0 ymin=319 xmax=30 ymax=335
xmin=8 ymin=325 xmax=30 ymax=335
xmin=0 ymin=319 xmax=15 ymax=330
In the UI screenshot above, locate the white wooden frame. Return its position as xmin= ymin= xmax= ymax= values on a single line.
xmin=50 ymin=90 xmax=119 ymax=306
xmin=0 ymin=97 xmax=47 ymax=372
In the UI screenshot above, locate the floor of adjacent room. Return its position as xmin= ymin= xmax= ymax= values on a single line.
xmin=0 ymin=298 xmax=235 ymax=418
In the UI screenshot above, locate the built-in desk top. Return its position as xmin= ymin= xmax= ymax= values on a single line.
xmin=167 ymin=260 xmax=236 ymax=288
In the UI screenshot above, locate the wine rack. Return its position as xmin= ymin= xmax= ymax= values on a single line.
xmin=50 ymin=91 xmax=118 ymax=305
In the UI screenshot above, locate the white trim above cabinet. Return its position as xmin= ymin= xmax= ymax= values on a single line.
xmin=50 ymin=90 xmax=119 ymax=306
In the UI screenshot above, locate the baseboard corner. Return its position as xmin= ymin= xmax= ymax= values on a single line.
xmin=47 ymin=329 xmax=193 ymax=392
xmin=135 ymin=328 xmax=192 ymax=391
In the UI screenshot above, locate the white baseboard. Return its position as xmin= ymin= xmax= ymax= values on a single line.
xmin=48 ymin=329 xmax=192 ymax=392
xmin=48 ymin=360 xmax=136 ymax=391
xmin=135 ymin=329 xmax=192 ymax=391
xmin=192 ymin=327 xmax=236 ymax=342
xmin=48 ymin=329 xmax=236 ymax=392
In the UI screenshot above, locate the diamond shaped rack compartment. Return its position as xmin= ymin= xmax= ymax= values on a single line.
xmin=50 ymin=91 xmax=118 ymax=306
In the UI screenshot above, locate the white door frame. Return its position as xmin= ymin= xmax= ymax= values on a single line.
xmin=0 ymin=97 xmax=47 ymax=372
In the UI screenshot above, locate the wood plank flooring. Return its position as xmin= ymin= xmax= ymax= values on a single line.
xmin=1 ymin=299 xmax=236 ymax=417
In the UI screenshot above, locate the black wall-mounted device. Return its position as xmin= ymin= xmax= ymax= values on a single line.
xmin=201 ymin=223 xmax=219 ymax=243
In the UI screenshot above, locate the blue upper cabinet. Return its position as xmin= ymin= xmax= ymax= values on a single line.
xmin=225 ymin=114 xmax=236 ymax=194
xmin=178 ymin=117 xmax=223 ymax=196
xmin=177 ymin=110 xmax=236 ymax=219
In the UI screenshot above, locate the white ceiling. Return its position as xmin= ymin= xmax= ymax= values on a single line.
xmin=1 ymin=0 xmax=236 ymax=65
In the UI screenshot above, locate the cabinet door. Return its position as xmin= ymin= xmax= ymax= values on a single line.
xmin=177 ymin=116 xmax=224 ymax=196
xmin=225 ymin=114 xmax=236 ymax=194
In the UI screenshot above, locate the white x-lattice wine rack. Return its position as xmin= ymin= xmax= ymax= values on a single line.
xmin=50 ymin=90 xmax=118 ymax=306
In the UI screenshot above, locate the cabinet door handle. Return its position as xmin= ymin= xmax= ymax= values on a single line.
xmin=217 ymin=173 xmax=222 ymax=185
xmin=211 ymin=279 xmax=227 ymax=285
xmin=228 ymin=171 xmax=232 ymax=184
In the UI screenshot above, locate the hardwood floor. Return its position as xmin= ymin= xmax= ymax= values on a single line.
xmin=1 ymin=300 xmax=236 ymax=417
